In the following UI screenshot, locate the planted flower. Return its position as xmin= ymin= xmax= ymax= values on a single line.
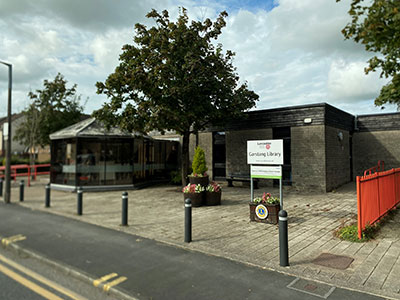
xmin=250 ymin=192 xmax=280 ymax=224
xmin=206 ymin=181 xmax=221 ymax=193
xmin=182 ymin=183 xmax=205 ymax=194
xmin=251 ymin=192 xmax=279 ymax=205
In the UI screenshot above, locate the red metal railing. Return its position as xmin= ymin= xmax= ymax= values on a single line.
xmin=0 ymin=164 xmax=50 ymax=187
xmin=357 ymin=165 xmax=400 ymax=239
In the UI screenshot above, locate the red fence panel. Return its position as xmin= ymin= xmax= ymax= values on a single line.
xmin=357 ymin=168 xmax=400 ymax=239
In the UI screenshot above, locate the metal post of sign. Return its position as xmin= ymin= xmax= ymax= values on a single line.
xmin=250 ymin=167 xmax=254 ymax=202
xmin=280 ymin=165 xmax=283 ymax=210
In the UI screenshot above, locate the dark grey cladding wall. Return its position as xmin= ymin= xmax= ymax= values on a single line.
xmin=206 ymin=104 xmax=325 ymax=132
xmin=325 ymin=104 xmax=354 ymax=131
xmin=353 ymin=112 xmax=400 ymax=177
xmin=207 ymin=103 xmax=354 ymax=132
xmin=356 ymin=112 xmax=400 ymax=132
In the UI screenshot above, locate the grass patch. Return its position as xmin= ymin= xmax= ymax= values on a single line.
xmin=335 ymin=223 xmax=377 ymax=242
xmin=335 ymin=206 xmax=400 ymax=242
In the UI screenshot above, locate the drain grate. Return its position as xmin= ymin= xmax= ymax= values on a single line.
xmin=287 ymin=278 xmax=336 ymax=299
xmin=313 ymin=253 xmax=354 ymax=270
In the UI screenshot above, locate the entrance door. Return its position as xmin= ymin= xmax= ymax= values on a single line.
xmin=273 ymin=127 xmax=292 ymax=185
xmin=213 ymin=132 xmax=226 ymax=180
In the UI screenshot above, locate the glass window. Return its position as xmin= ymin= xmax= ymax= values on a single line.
xmin=103 ymin=139 xmax=133 ymax=185
xmin=51 ymin=139 xmax=76 ymax=185
xmin=77 ymin=139 xmax=103 ymax=186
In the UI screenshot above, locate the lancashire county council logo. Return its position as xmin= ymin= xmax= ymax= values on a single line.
xmin=255 ymin=204 xmax=268 ymax=220
xmin=266 ymin=144 xmax=271 ymax=150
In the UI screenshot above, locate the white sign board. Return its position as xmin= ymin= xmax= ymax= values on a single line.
xmin=3 ymin=122 xmax=8 ymax=138
xmin=247 ymin=140 xmax=283 ymax=165
xmin=251 ymin=165 xmax=282 ymax=179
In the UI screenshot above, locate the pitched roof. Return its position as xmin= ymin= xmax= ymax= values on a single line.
xmin=49 ymin=118 xmax=149 ymax=140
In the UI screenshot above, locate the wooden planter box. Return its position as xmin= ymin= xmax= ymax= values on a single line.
xmin=205 ymin=192 xmax=221 ymax=206
xmin=249 ymin=203 xmax=280 ymax=224
xmin=189 ymin=176 xmax=209 ymax=187
xmin=183 ymin=193 xmax=204 ymax=207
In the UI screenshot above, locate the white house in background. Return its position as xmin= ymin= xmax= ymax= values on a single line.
xmin=0 ymin=113 xmax=26 ymax=156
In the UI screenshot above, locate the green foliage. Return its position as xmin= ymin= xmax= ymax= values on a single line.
xmin=15 ymin=73 xmax=84 ymax=147
xmin=169 ymin=170 xmax=182 ymax=185
xmin=192 ymin=146 xmax=207 ymax=175
xmin=335 ymin=223 xmax=377 ymax=242
xmin=338 ymin=0 xmax=400 ymax=107
xmin=2 ymin=155 xmax=29 ymax=166
xmin=93 ymin=8 xmax=258 ymax=184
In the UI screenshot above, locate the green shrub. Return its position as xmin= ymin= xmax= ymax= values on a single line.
xmin=2 ymin=155 xmax=30 ymax=166
xmin=170 ymin=170 xmax=182 ymax=185
xmin=192 ymin=146 xmax=207 ymax=176
xmin=335 ymin=223 xmax=377 ymax=243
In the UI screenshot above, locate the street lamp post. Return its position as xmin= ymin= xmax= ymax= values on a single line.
xmin=0 ymin=60 xmax=12 ymax=204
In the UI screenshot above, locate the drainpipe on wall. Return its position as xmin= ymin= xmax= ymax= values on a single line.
xmin=354 ymin=114 xmax=358 ymax=131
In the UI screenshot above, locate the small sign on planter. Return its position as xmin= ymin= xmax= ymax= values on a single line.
xmin=255 ymin=204 xmax=268 ymax=220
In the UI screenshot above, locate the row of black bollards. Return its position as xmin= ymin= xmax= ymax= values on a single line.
xmin=44 ymin=185 xmax=130 ymax=226
xmin=183 ymin=197 xmax=289 ymax=266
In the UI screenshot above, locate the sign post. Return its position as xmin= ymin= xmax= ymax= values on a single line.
xmin=247 ymin=140 xmax=284 ymax=208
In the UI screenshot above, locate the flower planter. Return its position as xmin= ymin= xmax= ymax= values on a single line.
xmin=189 ymin=176 xmax=209 ymax=187
xmin=249 ymin=203 xmax=280 ymax=224
xmin=183 ymin=193 xmax=204 ymax=207
xmin=205 ymin=191 xmax=221 ymax=206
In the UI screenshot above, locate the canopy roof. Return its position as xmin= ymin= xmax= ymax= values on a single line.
xmin=50 ymin=118 xmax=149 ymax=140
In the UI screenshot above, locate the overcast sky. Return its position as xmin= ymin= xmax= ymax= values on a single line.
xmin=0 ymin=0 xmax=397 ymax=118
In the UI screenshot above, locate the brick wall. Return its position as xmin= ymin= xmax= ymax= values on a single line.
xmin=325 ymin=126 xmax=351 ymax=191
xmin=291 ymin=125 xmax=326 ymax=192
xmin=353 ymin=131 xmax=400 ymax=177
xmin=225 ymin=128 xmax=272 ymax=176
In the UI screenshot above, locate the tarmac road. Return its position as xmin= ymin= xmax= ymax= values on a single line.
xmin=0 ymin=202 xmax=385 ymax=300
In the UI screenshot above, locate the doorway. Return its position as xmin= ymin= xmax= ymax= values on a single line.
xmin=213 ymin=132 xmax=226 ymax=180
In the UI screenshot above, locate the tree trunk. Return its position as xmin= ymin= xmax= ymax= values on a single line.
xmin=29 ymin=149 xmax=35 ymax=179
xmin=181 ymin=131 xmax=190 ymax=186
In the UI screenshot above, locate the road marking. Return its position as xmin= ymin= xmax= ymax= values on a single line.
xmin=103 ymin=276 xmax=127 ymax=292
xmin=0 ymin=261 xmax=64 ymax=300
xmin=0 ymin=253 xmax=88 ymax=300
xmin=1 ymin=234 xmax=26 ymax=246
xmin=93 ymin=272 xmax=118 ymax=287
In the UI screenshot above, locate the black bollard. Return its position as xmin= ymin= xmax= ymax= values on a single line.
xmin=77 ymin=187 xmax=83 ymax=215
xmin=0 ymin=178 xmax=3 ymax=197
xmin=279 ymin=210 xmax=289 ymax=267
xmin=184 ymin=198 xmax=192 ymax=243
xmin=45 ymin=183 xmax=51 ymax=208
xmin=121 ymin=192 xmax=128 ymax=226
xmin=19 ymin=180 xmax=24 ymax=202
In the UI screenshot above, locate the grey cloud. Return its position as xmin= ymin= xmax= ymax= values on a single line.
xmin=0 ymin=0 xmax=169 ymax=32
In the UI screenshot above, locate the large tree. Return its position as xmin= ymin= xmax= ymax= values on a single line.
xmin=94 ymin=8 xmax=259 ymax=184
xmin=339 ymin=0 xmax=400 ymax=107
xmin=14 ymin=103 xmax=40 ymax=167
xmin=15 ymin=73 xmax=84 ymax=149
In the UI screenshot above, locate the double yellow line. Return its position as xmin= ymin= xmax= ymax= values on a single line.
xmin=1 ymin=234 xmax=26 ymax=246
xmin=93 ymin=272 xmax=128 ymax=292
xmin=0 ymin=253 xmax=87 ymax=300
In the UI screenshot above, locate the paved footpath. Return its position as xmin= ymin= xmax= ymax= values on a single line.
xmin=0 ymin=202 xmax=385 ymax=300
xmin=5 ymin=177 xmax=400 ymax=299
